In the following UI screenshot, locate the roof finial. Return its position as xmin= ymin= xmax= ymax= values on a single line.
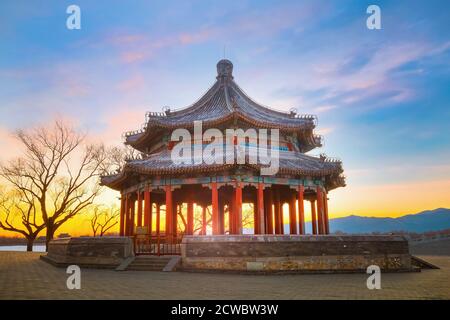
xmin=216 ymin=59 xmax=233 ymax=80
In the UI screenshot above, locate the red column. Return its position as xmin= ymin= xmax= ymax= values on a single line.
xmin=211 ymin=182 xmax=219 ymax=235
xmin=229 ymin=198 xmax=235 ymax=234
xmin=172 ymin=202 xmax=178 ymax=242
xmin=311 ymin=200 xmax=317 ymax=235
xmin=137 ymin=190 xmax=143 ymax=227
xmin=144 ymin=187 xmax=151 ymax=234
xmin=316 ymin=186 xmax=324 ymax=235
xmin=273 ymin=189 xmax=279 ymax=234
xmin=187 ymin=199 xmax=194 ymax=235
xmin=324 ymin=193 xmax=329 ymax=234
xmin=119 ymin=195 xmax=125 ymax=236
xmin=266 ymin=188 xmax=273 ymax=234
xmin=298 ymin=186 xmax=305 ymax=235
xmin=235 ymin=182 xmax=243 ymax=234
xmin=289 ymin=191 xmax=298 ymax=234
xmin=165 ymin=185 xmax=173 ymax=242
xmin=257 ymin=183 xmax=265 ymax=234
xmin=274 ymin=189 xmax=283 ymax=234
xmin=125 ymin=194 xmax=130 ymax=236
xmin=129 ymin=196 xmax=135 ymax=235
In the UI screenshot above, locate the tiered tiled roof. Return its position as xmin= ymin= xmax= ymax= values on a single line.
xmin=124 ymin=60 xmax=322 ymax=152
xmin=101 ymin=60 xmax=345 ymax=191
xmin=101 ymin=147 xmax=344 ymax=190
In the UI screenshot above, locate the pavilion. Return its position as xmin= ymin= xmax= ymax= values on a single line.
xmin=101 ymin=59 xmax=346 ymax=255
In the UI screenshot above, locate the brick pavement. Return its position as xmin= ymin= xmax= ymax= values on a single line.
xmin=0 ymin=252 xmax=449 ymax=299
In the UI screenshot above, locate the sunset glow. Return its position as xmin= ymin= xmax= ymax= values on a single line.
xmin=1 ymin=0 xmax=449 ymax=237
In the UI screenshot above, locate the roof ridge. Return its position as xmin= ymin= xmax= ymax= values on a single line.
xmin=223 ymin=82 xmax=234 ymax=112
xmin=168 ymin=80 xmax=220 ymax=116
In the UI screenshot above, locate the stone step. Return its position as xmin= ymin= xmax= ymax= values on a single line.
xmin=131 ymin=259 xmax=169 ymax=264
xmin=129 ymin=263 xmax=168 ymax=268
xmin=125 ymin=256 xmax=174 ymax=271
xmin=127 ymin=265 xmax=166 ymax=271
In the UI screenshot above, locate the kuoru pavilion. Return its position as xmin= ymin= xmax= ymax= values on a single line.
xmin=43 ymin=60 xmax=413 ymax=273
xmin=102 ymin=59 xmax=345 ymax=245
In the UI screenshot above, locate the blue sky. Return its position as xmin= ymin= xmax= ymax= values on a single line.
xmin=0 ymin=0 xmax=449 ymax=216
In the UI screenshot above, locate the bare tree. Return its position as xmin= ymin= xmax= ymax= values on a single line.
xmin=101 ymin=145 xmax=143 ymax=175
xmin=0 ymin=188 xmax=45 ymax=251
xmin=0 ymin=120 xmax=109 ymax=250
xmin=90 ymin=205 xmax=119 ymax=237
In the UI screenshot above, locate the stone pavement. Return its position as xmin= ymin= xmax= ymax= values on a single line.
xmin=0 ymin=252 xmax=449 ymax=299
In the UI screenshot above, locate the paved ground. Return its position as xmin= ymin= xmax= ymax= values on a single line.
xmin=0 ymin=251 xmax=449 ymax=299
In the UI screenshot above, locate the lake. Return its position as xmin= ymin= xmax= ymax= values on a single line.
xmin=0 ymin=245 xmax=46 ymax=252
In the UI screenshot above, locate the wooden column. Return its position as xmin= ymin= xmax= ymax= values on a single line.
xmin=124 ymin=194 xmax=130 ymax=236
xmin=137 ymin=190 xmax=143 ymax=227
xmin=274 ymin=189 xmax=283 ymax=234
xmin=311 ymin=200 xmax=317 ymax=235
xmin=172 ymin=201 xmax=178 ymax=242
xmin=229 ymin=197 xmax=235 ymax=234
xmin=289 ymin=191 xmax=298 ymax=234
xmin=165 ymin=185 xmax=173 ymax=241
xmin=144 ymin=187 xmax=151 ymax=234
xmin=129 ymin=196 xmax=135 ymax=235
xmin=119 ymin=195 xmax=125 ymax=236
xmin=298 ymin=186 xmax=305 ymax=235
xmin=265 ymin=188 xmax=273 ymax=234
xmin=211 ymin=182 xmax=219 ymax=235
xmin=187 ymin=200 xmax=194 ymax=235
xmin=324 ymin=193 xmax=329 ymax=234
xmin=316 ymin=187 xmax=324 ymax=235
xmin=235 ymin=182 xmax=243 ymax=234
xmin=257 ymin=182 xmax=265 ymax=234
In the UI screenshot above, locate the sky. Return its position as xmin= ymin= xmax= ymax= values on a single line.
xmin=0 ymin=0 xmax=449 ymax=236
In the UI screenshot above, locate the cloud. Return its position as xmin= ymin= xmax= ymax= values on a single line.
xmin=0 ymin=127 xmax=22 ymax=162
xmin=314 ymin=105 xmax=337 ymax=113
xmin=116 ymin=74 xmax=146 ymax=92
xmin=315 ymin=127 xmax=335 ymax=135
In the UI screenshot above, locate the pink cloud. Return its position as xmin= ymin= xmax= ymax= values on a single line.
xmin=0 ymin=127 xmax=22 ymax=162
xmin=116 ymin=74 xmax=146 ymax=92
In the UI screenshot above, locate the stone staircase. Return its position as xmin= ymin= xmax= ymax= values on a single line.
xmin=125 ymin=256 xmax=173 ymax=271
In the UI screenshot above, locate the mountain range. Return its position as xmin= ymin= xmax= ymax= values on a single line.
xmin=325 ymin=208 xmax=450 ymax=234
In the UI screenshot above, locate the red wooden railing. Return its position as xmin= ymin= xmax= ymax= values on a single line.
xmin=133 ymin=232 xmax=182 ymax=256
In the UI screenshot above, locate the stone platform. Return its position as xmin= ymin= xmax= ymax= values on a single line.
xmin=41 ymin=236 xmax=133 ymax=269
xmin=181 ymin=235 xmax=413 ymax=273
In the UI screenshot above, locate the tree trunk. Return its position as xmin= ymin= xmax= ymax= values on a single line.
xmin=45 ymin=225 xmax=55 ymax=252
xmin=26 ymin=237 xmax=34 ymax=252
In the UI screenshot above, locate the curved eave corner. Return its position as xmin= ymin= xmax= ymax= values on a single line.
xmin=100 ymin=172 xmax=127 ymax=191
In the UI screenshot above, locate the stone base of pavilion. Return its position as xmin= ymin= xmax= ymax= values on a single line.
xmin=40 ymin=237 xmax=134 ymax=269
xmin=180 ymin=235 xmax=413 ymax=273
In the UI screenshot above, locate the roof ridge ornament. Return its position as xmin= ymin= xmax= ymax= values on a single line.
xmin=216 ymin=59 xmax=233 ymax=81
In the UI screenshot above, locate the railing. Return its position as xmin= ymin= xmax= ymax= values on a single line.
xmin=134 ymin=233 xmax=183 ymax=256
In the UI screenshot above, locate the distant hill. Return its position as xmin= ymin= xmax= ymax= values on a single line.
xmin=327 ymin=208 xmax=450 ymax=234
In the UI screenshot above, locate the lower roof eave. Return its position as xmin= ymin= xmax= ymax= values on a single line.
xmin=99 ymin=164 xmax=344 ymax=191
